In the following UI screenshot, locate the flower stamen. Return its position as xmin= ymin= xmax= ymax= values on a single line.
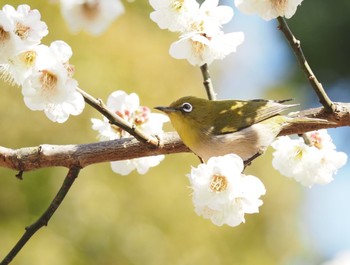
xmin=210 ymin=174 xmax=228 ymax=193
xmin=81 ymin=1 xmax=100 ymax=19
xmin=15 ymin=22 xmax=31 ymax=39
xmin=40 ymin=70 xmax=58 ymax=92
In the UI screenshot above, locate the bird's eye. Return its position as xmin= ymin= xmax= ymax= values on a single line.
xmin=181 ymin=102 xmax=193 ymax=113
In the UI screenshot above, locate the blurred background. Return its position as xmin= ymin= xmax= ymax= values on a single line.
xmin=0 ymin=0 xmax=349 ymax=264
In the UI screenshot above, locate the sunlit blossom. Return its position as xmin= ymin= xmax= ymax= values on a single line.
xmin=188 ymin=154 xmax=266 ymax=227
xmin=59 ymin=0 xmax=124 ymax=35
xmin=170 ymin=31 xmax=244 ymax=66
xmin=235 ymin=0 xmax=304 ymax=20
xmin=91 ymin=90 xmax=169 ymax=175
xmin=0 ymin=4 xmax=48 ymax=63
xmin=21 ymin=41 xmax=84 ymax=123
xmin=272 ymin=130 xmax=347 ymax=187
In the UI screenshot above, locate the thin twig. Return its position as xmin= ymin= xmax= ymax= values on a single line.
xmin=200 ymin=64 xmax=216 ymax=100
xmin=77 ymin=88 xmax=159 ymax=146
xmin=0 ymin=166 xmax=81 ymax=265
xmin=277 ymin=17 xmax=335 ymax=112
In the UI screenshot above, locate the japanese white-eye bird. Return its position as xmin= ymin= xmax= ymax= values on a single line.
xmin=155 ymin=96 xmax=326 ymax=162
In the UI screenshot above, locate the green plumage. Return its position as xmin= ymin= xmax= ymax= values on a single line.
xmin=155 ymin=96 xmax=326 ymax=161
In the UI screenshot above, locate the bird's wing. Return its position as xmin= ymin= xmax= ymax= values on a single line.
xmin=212 ymin=99 xmax=298 ymax=135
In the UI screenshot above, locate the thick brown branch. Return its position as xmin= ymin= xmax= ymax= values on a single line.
xmin=0 ymin=104 xmax=349 ymax=173
xmin=0 ymin=132 xmax=190 ymax=172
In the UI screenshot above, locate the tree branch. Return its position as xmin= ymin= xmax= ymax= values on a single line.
xmin=0 ymin=103 xmax=349 ymax=173
xmin=77 ymin=88 xmax=160 ymax=146
xmin=0 ymin=166 xmax=80 ymax=265
xmin=277 ymin=17 xmax=335 ymax=112
xmin=200 ymin=64 xmax=216 ymax=100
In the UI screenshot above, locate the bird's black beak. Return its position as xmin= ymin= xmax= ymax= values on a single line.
xmin=154 ymin=106 xmax=178 ymax=113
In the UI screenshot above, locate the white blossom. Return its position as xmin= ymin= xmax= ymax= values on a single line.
xmin=235 ymin=0 xmax=304 ymax=21
xmin=187 ymin=154 xmax=266 ymax=227
xmin=21 ymin=41 xmax=84 ymax=123
xmin=149 ymin=0 xmax=244 ymax=66
xmin=91 ymin=90 xmax=169 ymax=176
xmin=59 ymin=0 xmax=124 ymax=36
xmin=0 ymin=4 xmax=48 ymax=63
xmin=149 ymin=0 xmax=200 ymax=32
xmin=272 ymin=130 xmax=348 ymax=187
xmin=170 ymin=31 xmax=244 ymax=66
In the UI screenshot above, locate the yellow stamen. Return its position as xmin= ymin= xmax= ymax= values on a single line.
xmin=171 ymin=0 xmax=185 ymax=11
xmin=210 ymin=174 xmax=228 ymax=193
xmin=19 ymin=50 xmax=37 ymax=67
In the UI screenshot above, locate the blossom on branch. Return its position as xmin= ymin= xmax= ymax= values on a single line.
xmin=187 ymin=154 xmax=266 ymax=227
xmin=59 ymin=0 xmax=124 ymax=36
xmin=234 ymin=0 xmax=304 ymax=21
xmin=149 ymin=0 xmax=244 ymax=66
xmin=170 ymin=31 xmax=244 ymax=66
xmin=0 ymin=4 xmax=48 ymax=63
xmin=149 ymin=0 xmax=199 ymax=32
xmin=21 ymin=41 xmax=85 ymax=123
xmin=271 ymin=130 xmax=348 ymax=187
xmin=91 ymin=90 xmax=169 ymax=175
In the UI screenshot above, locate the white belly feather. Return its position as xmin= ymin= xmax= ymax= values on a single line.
xmin=191 ymin=122 xmax=281 ymax=161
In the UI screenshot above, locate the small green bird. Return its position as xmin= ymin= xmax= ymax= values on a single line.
xmin=155 ymin=96 xmax=324 ymax=162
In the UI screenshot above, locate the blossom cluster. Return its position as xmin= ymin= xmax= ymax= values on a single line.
xmin=0 ymin=4 xmax=84 ymax=122
xmin=149 ymin=0 xmax=244 ymax=66
xmin=272 ymin=130 xmax=347 ymax=187
xmin=188 ymin=154 xmax=266 ymax=227
xmin=91 ymin=90 xmax=169 ymax=175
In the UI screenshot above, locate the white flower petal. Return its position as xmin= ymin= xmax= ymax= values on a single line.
xmin=188 ymin=154 xmax=265 ymax=227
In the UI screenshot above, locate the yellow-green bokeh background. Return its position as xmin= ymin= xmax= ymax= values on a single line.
xmin=0 ymin=1 xmax=303 ymax=264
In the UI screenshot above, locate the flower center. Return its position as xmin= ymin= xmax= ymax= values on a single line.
xmin=134 ymin=106 xmax=150 ymax=125
xmin=210 ymin=174 xmax=228 ymax=193
xmin=15 ymin=22 xmax=30 ymax=40
xmin=272 ymin=0 xmax=287 ymax=12
xmin=191 ymin=39 xmax=206 ymax=55
xmin=40 ymin=70 xmax=58 ymax=92
xmin=0 ymin=26 xmax=10 ymax=42
xmin=82 ymin=1 xmax=100 ymax=19
xmin=308 ymin=132 xmax=323 ymax=149
xmin=19 ymin=50 xmax=37 ymax=67
xmin=171 ymin=0 xmax=185 ymax=11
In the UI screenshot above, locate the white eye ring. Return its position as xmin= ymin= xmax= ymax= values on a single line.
xmin=181 ymin=102 xmax=193 ymax=113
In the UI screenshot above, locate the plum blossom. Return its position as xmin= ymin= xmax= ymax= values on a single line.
xmin=91 ymin=90 xmax=169 ymax=175
xmin=0 ymin=4 xmax=48 ymax=63
xmin=188 ymin=154 xmax=266 ymax=227
xmin=235 ymin=0 xmax=304 ymax=21
xmin=59 ymin=0 xmax=124 ymax=35
xmin=149 ymin=0 xmax=244 ymax=66
xmin=271 ymin=130 xmax=347 ymax=187
xmin=149 ymin=0 xmax=199 ymax=32
xmin=170 ymin=31 xmax=244 ymax=66
xmin=21 ymin=41 xmax=85 ymax=123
